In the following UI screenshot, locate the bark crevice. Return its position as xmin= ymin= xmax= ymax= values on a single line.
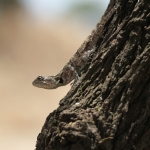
xmin=35 ymin=0 xmax=150 ymax=150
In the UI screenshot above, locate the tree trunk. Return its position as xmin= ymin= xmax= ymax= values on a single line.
xmin=35 ymin=0 xmax=150 ymax=150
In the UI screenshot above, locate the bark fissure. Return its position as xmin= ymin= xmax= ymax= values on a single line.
xmin=36 ymin=0 xmax=150 ymax=150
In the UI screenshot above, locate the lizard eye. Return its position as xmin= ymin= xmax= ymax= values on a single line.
xmin=38 ymin=76 xmax=43 ymax=80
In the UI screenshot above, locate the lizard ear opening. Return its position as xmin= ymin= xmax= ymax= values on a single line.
xmin=55 ymin=76 xmax=63 ymax=84
xmin=58 ymin=77 xmax=63 ymax=84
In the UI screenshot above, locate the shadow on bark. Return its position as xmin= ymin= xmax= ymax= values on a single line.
xmin=35 ymin=0 xmax=150 ymax=149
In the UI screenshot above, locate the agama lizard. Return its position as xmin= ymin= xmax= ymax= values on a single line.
xmin=32 ymin=4 xmax=118 ymax=89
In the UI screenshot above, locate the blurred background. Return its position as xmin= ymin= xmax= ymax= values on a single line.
xmin=0 ymin=0 xmax=109 ymax=149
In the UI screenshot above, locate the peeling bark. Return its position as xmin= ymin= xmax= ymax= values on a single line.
xmin=35 ymin=0 xmax=150 ymax=150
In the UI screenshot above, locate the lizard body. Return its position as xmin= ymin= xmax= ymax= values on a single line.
xmin=32 ymin=49 xmax=94 ymax=89
xmin=32 ymin=4 xmax=118 ymax=89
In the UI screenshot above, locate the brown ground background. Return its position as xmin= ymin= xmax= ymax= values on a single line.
xmin=0 ymin=8 xmax=90 ymax=150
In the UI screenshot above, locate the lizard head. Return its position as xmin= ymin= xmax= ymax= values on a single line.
xmin=32 ymin=75 xmax=63 ymax=89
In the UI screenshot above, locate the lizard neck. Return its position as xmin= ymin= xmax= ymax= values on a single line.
xmin=58 ymin=63 xmax=77 ymax=86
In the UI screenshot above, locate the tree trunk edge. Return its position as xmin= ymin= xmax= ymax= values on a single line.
xmin=35 ymin=0 xmax=150 ymax=150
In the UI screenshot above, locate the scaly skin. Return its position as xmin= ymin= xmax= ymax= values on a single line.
xmin=32 ymin=5 xmax=118 ymax=89
xmin=32 ymin=50 xmax=94 ymax=89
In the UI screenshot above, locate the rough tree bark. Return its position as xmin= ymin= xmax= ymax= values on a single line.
xmin=35 ymin=0 xmax=150 ymax=150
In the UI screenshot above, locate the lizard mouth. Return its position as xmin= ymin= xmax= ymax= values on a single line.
xmin=32 ymin=76 xmax=62 ymax=89
xmin=32 ymin=76 xmax=44 ymax=87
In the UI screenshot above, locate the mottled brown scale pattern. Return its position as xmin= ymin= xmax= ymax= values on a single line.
xmin=59 ymin=64 xmax=77 ymax=85
xmin=32 ymin=4 xmax=118 ymax=89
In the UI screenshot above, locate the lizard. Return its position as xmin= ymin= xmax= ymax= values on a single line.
xmin=32 ymin=4 xmax=119 ymax=89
